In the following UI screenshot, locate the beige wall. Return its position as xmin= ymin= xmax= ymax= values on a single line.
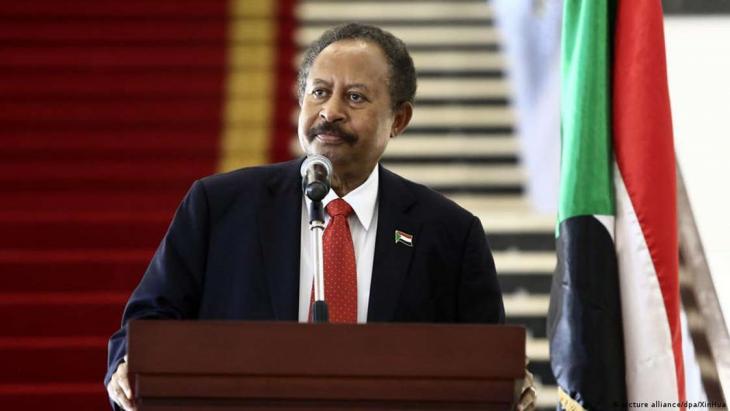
xmin=665 ymin=16 xmax=730 ymax=329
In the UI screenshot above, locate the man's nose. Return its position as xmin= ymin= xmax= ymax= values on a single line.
xmin=319 ymin=97 xmax=346 ymax=123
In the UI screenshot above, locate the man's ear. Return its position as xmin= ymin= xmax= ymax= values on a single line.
xmin=390 ymin=102 xmax=413 ymax=137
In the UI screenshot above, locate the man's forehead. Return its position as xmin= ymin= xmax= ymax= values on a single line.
xmin=321 ymin=38 xmax=373 ymax=53
xmin=312 ymin=39 xmax=387 ymax=68
xmin=307 ymin=39 xmax=389 ymax=83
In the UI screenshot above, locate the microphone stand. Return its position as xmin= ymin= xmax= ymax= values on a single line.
xmin=309 ymin=200 xmax=328 ymax=323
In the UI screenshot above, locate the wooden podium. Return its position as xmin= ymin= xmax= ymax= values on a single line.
xmin=127 ymin=320 xmax=525 ymax=410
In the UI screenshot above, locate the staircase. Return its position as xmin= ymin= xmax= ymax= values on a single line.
xmin=0 ymin=2 xmax=226 ymax=408
xmin=296 ymin=0 xmax=558 ymax=408
xmin=1 ymin=1 xmax=558 ymax=409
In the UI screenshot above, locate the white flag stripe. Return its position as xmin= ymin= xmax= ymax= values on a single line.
xmin=614 ymin=164 xmax=679 ymax=403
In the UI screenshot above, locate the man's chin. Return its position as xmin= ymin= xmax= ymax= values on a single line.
xmin=306 ymin=143 xmax=346 ymax=161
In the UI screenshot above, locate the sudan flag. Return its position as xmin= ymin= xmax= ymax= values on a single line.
xmin=547 ymin=1 xmax=685 ymax=409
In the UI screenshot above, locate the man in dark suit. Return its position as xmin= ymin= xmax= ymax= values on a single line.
xmin=106 ymin=23 xmax=534 ymax=411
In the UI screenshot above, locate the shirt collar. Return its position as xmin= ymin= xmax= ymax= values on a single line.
xmin=305 ymin=165 xmax=379 ymax=231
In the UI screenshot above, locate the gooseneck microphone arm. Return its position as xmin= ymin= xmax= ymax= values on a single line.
xmin=300 ymin=155 xmax=332 ymax=323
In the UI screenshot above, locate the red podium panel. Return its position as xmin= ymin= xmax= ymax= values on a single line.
xmin=128 ymin=321 xmax=525 ymax=410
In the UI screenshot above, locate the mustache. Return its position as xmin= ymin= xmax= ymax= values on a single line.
xmin=307 ymin=122 xmax=357 ymax=144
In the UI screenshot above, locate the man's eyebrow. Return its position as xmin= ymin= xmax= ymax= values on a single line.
xmin=347 ymin=83 xmax=370 ymax=91
xmin=310 ymin=78 xmax=331 ymax=87
xmin=309 ymin=79 xmax=371 ymax=92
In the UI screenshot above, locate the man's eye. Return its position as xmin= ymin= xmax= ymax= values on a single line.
xmin=348 ymin=93 xmax=364 ymax=103
xmin=311 ymin=89 xmax=327 ymax=98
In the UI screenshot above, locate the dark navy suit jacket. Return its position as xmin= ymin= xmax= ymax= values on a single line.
xmin=105 ymin=159 xmax=504 ymax=388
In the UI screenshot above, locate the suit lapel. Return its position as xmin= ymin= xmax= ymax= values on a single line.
xmin=368 ymin=165 xmax=420 ymax=322
xmin=259 ymin=159 xmax=303 ymax=321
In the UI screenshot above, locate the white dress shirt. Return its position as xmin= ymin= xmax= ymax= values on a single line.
xmin=298 ymin=166 xmax=379 ymax=323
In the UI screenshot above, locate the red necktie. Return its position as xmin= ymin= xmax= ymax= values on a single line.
xmin=321 ymin=198 xmax=358 ymax=323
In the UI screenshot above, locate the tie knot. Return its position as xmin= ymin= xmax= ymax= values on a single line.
xmin=326 ymin=198 xmax=353 ymax=218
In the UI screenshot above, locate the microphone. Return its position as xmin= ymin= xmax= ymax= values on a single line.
xmin=300 ymin=154 xmax=332 ymax=323
xmin=300 ymin=154 xmax=332 ymax=202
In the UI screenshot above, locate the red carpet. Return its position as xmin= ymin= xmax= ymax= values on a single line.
xmin=0 ymin=1 xmax=227 ymax=409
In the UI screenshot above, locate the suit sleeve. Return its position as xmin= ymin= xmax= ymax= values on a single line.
xmin=105 ymin=180 xmax=210 ymax=388
xmin=457 ymin=216 xmax=505 ymax=324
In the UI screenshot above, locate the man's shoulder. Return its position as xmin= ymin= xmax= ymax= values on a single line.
xmin=197 ymin=159 xmax=300 ymax=194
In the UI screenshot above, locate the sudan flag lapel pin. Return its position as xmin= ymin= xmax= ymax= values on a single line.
xmin=394 ymin=230 xmax=413 ymax=247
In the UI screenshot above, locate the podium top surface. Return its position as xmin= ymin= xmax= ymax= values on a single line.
xmin=128 ymin=320 xmax=525 ymax=379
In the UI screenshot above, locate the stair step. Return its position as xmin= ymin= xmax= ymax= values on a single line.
xmin=432 ymin=185 xmax=522 ymax=195
xmin=0 ymin=70 xmax=227 ymax=97
xmin=0 ymin=130 xmax=217 ymax=162
xmin=445 ymin=194 xmax=530 ymax=213
xmin=503 ymin=294 xmax=549 ymax=317
xmin=385 ymin=135 xmax=517 ymax=157
xmin=411 ymin=106 xmax=513 ymax=127
xmin=0 ymin=99 xmax=223 ymax=123
xmin=388 ymin=163 xmax=523 ymax=187
xmin=0 ymin=249 xmax=149 ymax=293
xmin=486 ymin=232 xmax=555 ymax=252
xmin=298 ymin=26 xmax=498 ymax=47
xmin=528 ymin=360 xmax=556 ymax=386
xmin=0 ymin=160 xmax=212 ymax=178
xmin=3 ymin=150 xmax=216 ymax=163
xmin=493 ymin=251 xmax=555 ymax=274
xmin=0 ymin=159 xmax=212 ymax=175
xmin=0 ymin=190 xmax=184 ymax=212
xmin=416 ymin=78 xmax=509 ymax=99
xmin=1 ymin=131 xmax=219 ymax=148
xmin=498 ymin=274 xmax=552 ymax=295
xmin=0 ymin=337 xmax=107 ymax=383
xmin=297 ymin=2 xmax=492 ymax=21
xmin=536 ymin=386 xmax=558 ymax=411
xmin=406 ymin=126 xmax=514 ymax=135
xmin=382 ymin=155 xmax=516 ymax=165
xmin=0 ymin=46 xmax=227 ymax=70
xmin=0 ymin=2 xmax=229 ymax=18
xmin=410 ymin=51 xmax=503 ymax=71
xmin=0 ymin=383 xmax=109 ymax=411
xmin=0 ymin=211 xmax=171 ymax=249
xmin=0 ymin=19 xmax=226 ymax=44
xmin=0 ymin=174 xmax=199 ymax=193
xmin=0 ymin=293 xmax=126 ymax=337
xmin=473 ymin=212 xmax=554 ymax=233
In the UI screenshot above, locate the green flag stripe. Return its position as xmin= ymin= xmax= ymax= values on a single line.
xmin=558 ymin=0 xmax=616 ymax=227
